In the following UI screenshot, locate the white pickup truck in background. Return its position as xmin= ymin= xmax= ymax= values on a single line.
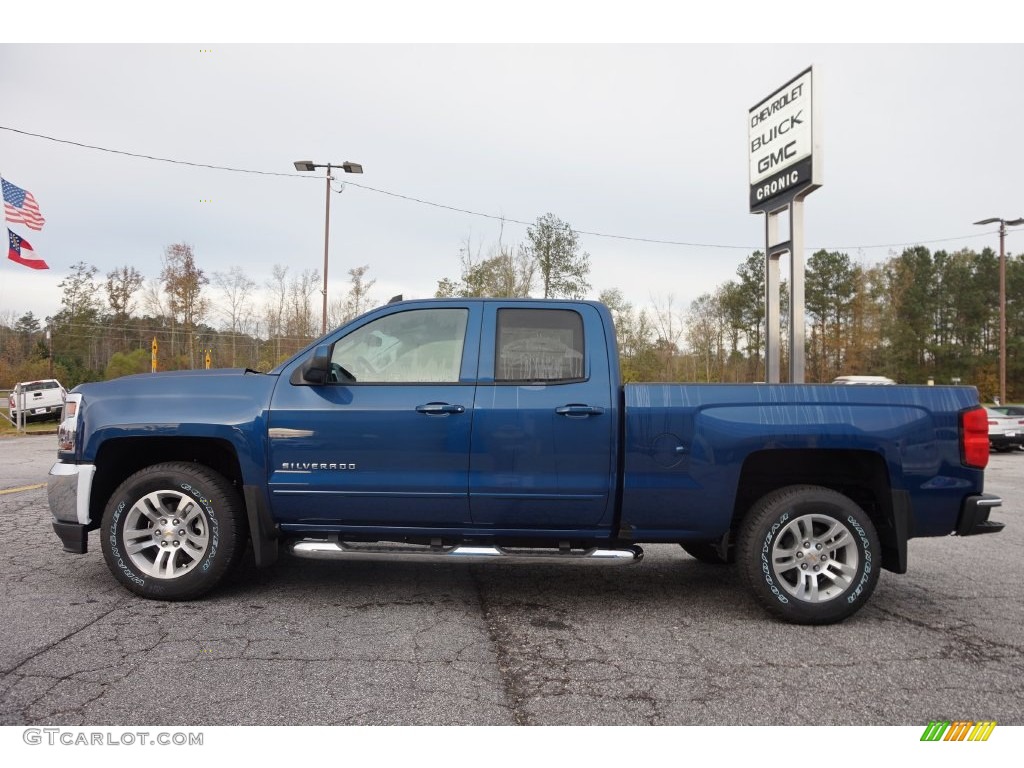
xmin=8 ymin=379 xmax=66 ymax=423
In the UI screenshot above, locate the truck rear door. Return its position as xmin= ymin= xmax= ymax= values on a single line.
xmin=469 ymin=303 xmax=616 ymax=529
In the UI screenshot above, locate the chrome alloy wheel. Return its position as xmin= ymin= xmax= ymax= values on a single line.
xmin=121 ymin=490 xmax=210 ymax=579
xmin=770 ymin=513 xmax=858 ymax=603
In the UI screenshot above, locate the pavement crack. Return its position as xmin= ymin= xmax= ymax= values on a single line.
xmin=470 ymin=568 xmax=529 ymax=726
xmin=2 ymin=597 xmax=129 ymax=676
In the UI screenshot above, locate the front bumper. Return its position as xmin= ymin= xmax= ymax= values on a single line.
xmin=47 ymin=462 xmax=96 ymax=554
xmin=956 ymin=493 xmax=1005 ymax=536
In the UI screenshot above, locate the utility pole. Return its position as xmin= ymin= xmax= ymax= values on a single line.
xmin=974 ymin=216 xmax=1024 ymax=404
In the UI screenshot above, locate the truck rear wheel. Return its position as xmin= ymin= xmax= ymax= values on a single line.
xmin=100 ymin=462 xmax=245 ymax=600
xmin=737 ymin=485 xmax=880 ymax=624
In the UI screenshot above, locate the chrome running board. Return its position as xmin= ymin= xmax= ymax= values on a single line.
xmin=290 ymin=538 xmax=643 ymax=565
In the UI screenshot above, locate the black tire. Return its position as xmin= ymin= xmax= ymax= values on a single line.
xmin=680 ymin=542 xmax=734 ymax=564
xmin=737 ymin=484 xmax=880 ymax=625
xmin=100 ymin=462 xmax=246 ymax=600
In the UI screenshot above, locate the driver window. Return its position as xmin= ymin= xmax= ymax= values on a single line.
xmin=331 ymin=308 xmax=468 ymax=383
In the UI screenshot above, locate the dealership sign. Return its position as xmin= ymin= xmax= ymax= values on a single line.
xmin=748 ymin=67 xmax=821 ymax=211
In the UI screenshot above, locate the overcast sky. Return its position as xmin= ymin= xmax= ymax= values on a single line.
xmin=2 ymin=40 xmax=1023 ymax=328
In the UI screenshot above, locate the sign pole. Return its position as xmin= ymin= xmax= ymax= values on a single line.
xmin=748 ymin=66 xmax=821 ymax=384
xmin=789 ymin=198 xmax=806 ymax=383
xmin=764 ymin=213 xmax=782 ymax=383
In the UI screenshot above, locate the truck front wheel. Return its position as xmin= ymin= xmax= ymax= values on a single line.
xmin=100 ymin=462 xmax=245 ymax=600
xmin=737 ymin=485 xmax=880 ymax=624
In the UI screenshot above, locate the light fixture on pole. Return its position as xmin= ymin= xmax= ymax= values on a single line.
xmin=973 ymin=216 xmax=1024 ymax=405
xmin=294 ymin=160 xmax=364 ymax=335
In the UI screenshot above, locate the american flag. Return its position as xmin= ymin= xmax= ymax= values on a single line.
xmin=8 ymin=228 xmax=48 ymax=270
xmin=2 ymin=178 xmax=46 ymax=230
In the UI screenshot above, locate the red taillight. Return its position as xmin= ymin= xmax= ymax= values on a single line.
xmin=961 ymin=407 xmax=990 ymax=469
xmin=987 ymin=420 xmax=998 ymax=426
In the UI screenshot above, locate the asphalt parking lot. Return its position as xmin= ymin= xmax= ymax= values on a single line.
xmin=1 ymin=434 xmax=1021 ymax=726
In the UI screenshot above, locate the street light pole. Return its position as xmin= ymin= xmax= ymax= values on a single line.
xmin=294 ymin=160 xmax=364 ymax=335
xmin=974 ymin=216 xmax=1024 ymax=405
xmin=321 ymin=167 xmax=332 ymax=337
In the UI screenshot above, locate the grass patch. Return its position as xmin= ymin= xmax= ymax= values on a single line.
xmin=0 ymin=410 xmax=60 ymax=437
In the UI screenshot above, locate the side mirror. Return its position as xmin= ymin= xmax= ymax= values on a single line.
xmin=299 ymin=344 xmax=332 ymax=384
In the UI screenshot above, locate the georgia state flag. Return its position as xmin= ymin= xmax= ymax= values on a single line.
xmin=7 ymin=228 xmax=49 ymax=270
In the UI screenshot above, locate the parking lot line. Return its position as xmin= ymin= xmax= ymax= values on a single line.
xmin=0 ymin=482 xmax=45 ymax=495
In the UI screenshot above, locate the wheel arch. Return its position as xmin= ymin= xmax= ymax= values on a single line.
xmin=731 ymin=449 xmax=907 ymax=574
xmin=90 ymin=437 xmax=245 ymax=529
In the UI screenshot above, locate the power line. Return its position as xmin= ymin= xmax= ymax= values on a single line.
xmin=325 ymin=182 xmax=744 ymax=249
xmin=17 ymin=317 xmax=315 ymax=344
xmin=0 ymin=125 xmax=302 ymax=178
xmin=327 ymin=183 xmax=1001 ymax=251
xmin=806 ymin=232 xmax=1003 ymax=250
xmin=0 ymin=124 xmax=1008 ymax=253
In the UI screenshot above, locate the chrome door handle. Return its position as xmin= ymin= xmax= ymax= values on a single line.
xmin=416 ymin=403 xmax=465 ymax=415
xmin=555 ymin=404 xmax=604 ymax=417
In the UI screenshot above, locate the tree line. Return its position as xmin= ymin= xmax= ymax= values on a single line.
xmin=433 ymin=215 xmax=1019 ymax=400
xmin=1 ymin=213 xmax=1020 ymax=403
xmin=0 ymin=242 xmax=377 ymax=388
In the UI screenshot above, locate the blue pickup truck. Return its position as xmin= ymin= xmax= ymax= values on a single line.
xmin=47 ymin=299 xmax=1004 ymax=624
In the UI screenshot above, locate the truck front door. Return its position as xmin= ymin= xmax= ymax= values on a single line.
xmin=268 ymin=305 xmax=480 ymax=528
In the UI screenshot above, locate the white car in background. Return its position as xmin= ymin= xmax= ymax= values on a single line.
xmin=986 ymin=407 xmax=1024 ymax=453
xmin=832 ymin=375 xmax=897 ymax=385
xmin=7 ymin=379 xmax=67 ymax=422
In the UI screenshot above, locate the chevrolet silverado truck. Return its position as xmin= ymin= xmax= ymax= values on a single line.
xmin=47 ymin=299 xmax=1004 ymax=624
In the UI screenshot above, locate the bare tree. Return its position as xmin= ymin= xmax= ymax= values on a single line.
xmin=212 ymin=266 xmax=257 ymax=366
xmin=599 ymin=288 xmax=660 ymax=381
xmin=341 ymin=265 xmax=376 ymax=323
xmin=264 ymin=264 xmax=289 ymax=363
xmin=284 ymin=268 xmax=320 ymax=343
xmin=650 ymin=294 xmax=685 ymax=380
xmin=102 ymin=265 xmax=145 ymax=359
xmin=494 ymin=245 xmax=535 ymax=297
xmin=685 ymin=290 xmax=730 ymax=382
xmin=436 ymin=234 xmax=534 ymax=298
xmin=142 ymin=277 xmax=168 ymax=319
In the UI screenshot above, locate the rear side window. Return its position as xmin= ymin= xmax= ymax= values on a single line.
xmin=495 ymin=308 xmax=584 ymax=382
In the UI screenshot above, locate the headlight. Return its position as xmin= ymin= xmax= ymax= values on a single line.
xmin=58 ymin=393 xmax=82 ymax=453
